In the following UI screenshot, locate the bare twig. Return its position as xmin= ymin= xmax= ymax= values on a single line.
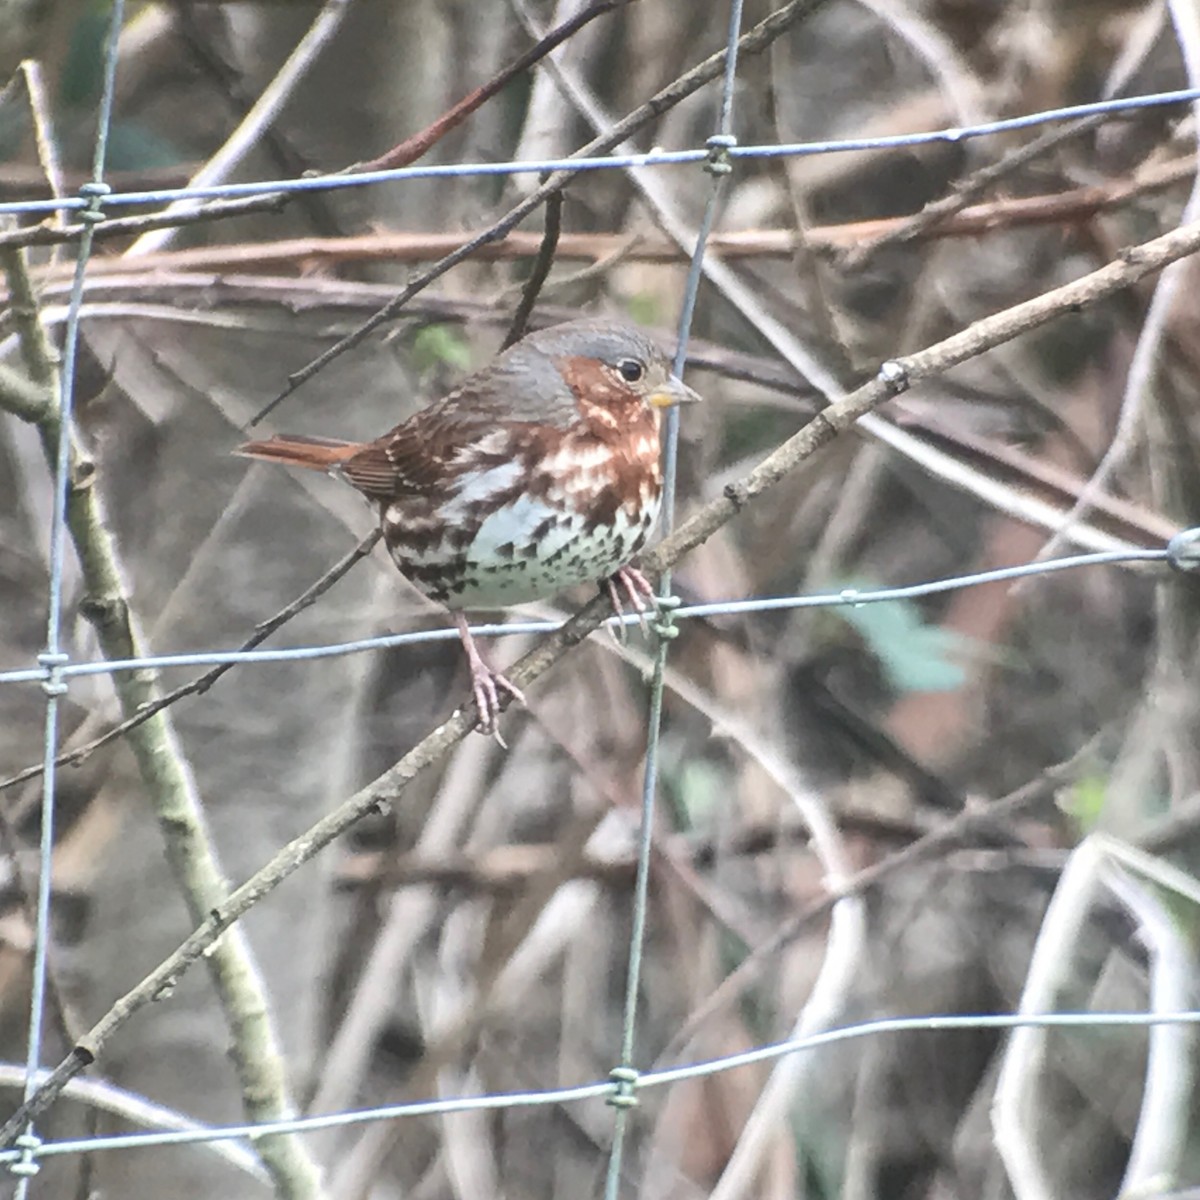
xmin=0 ymin=531 xmax=382 ymax=794
xmin=0 ymin=1065 xmax=270 ymax=1183
xmin=4 ymin=150 xmax=1189 ymax=258
xmin=0 ymin=243 xmax=323 ymax=1197
xmin=0 ymin=194 xmax=288 ymax=252
xmin=501 ymin=189 xmax=562 ymax=349
xmin=126 ymin=0 xmax=353 ymax=257
xmin=352 ymin=2 xmax=631 ymax=173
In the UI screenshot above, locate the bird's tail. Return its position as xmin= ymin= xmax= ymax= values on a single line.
xmin=235 ymin=433 xmax=361 ymax=471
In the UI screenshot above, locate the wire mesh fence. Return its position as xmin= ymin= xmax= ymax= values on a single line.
xmin=4 ymin=1 xmax=1200 ymax=1197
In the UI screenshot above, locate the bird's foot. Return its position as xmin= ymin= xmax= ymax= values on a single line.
xmin=469 ymin=661 xmax=525 ymax=746
xmin=454 ymin=612 xmax=524 ymax=744
xmin=605 ymin=565 xmax=658 ymax=642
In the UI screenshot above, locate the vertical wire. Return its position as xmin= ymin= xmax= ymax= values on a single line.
xmin=14 ymin=2 xmax=125 ymax=1194
xmin=603 ymin=3 xmax=745 ymax=1197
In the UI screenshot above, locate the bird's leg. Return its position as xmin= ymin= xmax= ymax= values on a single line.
xmin=605 ymin=576 xmax=630 ymax=644
xmin=454 ymin=611 xmax=525 ymax=738
xmin=606 ymin=565 xmax=657 ymax=638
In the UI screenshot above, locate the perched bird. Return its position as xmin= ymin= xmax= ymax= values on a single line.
xmin=237 ymin=317 xmax=700 ymax=733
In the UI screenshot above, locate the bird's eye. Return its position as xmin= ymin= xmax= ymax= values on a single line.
xmin=617 ymin=358 xmax=644 ymax=383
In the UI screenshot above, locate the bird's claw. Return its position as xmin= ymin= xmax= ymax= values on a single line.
xmin=470 ymin=664 xmax=525 ymax=743
xmin=607 ymin=566 xmax=658 ymax=640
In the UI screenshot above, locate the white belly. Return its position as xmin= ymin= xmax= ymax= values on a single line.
xmin=386 ymin=490 xmax=659 ymax=609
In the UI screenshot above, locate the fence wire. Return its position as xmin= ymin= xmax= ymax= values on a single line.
xmin=3 ymin=1 xmax=1200 ymax=1195
xmin=4 ymin=84 xmax=1200 ymax=219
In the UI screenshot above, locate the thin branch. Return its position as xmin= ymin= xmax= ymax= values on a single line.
xmin=5 ymin=206 xmax=1200 ymax=1143
xmin=0 ymin=531 xmax=382 ymax=794
xmin=0 ymin=1065 xmax=270 ymax=1183
xmin=0 ymin=194 xmax=288 ymax=252
xmin=15 ymin=61 xmax=66 ymax=242
xmin=352 ymin=2 xmax=632 ymax=173
xmin=501 ymin=189 xmax=562 ymax=349
xmin=0 ymin=245 xmax=322 ymax=1197
xmin=126 ymin=0 xmax=352 ymax=257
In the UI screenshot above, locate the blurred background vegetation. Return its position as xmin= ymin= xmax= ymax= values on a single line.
xmin=3 ymin=0 xmax=1200 ymax=1197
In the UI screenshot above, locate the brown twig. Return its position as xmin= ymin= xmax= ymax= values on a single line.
xmin=841 ymin=108 xmax=1115 ymax=269
xmin=5 ymin=209 xmax=1200 ymax=1144
xmin=0 ymin=531 xmax=382 ymax=795
xmin=2 ymin=141 xmax=1194 ymax=260
xmin=501 ymin=189 xmax=562 ymax=349
xmin=9 ymin=150 xmax=1190 ymax=260
xmin=352 ymin=2 xmax=631 ymax=173
xmin=0 ymin=194 xmax=287 ymax=252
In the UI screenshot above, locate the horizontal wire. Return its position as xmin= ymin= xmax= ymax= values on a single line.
xmin=0 ymin=547 xmax=1168 ymax=687
xmin=1 ymin=86 xmax=1198 ymax=217
xmin=4 ymin=1009 xmax=1197 ymax=1163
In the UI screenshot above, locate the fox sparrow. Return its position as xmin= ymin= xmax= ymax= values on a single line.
xmin=237 ymin=317 xmax=700 ymax=733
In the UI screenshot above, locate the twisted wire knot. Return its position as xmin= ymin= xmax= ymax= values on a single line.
xmin=37 ymin=651 xmax=69 ymax=698
xmin=607 ymin=1065 xmax=641 ymax=1110
xmin=8 ymin=1132 xmax=42 ymax=1178
xmin=652 ymin=594 xmax=682 ymax=641
xmin=705 ymin=133 xmax=737 ymax=176
xmin=1167 ymin=527 xmax=1200 ymax=573
xmin=78 ymin=180 xmax=111 ymax=225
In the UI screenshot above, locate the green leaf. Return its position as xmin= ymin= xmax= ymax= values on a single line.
xmin=672 ymin=758 xmax=724 ymax=829
xmin=832 ymin=579 xmax=970 ymax=692
xmin=1058 ymin=774 xmax=1107 ymax=833
xmin=625 ymin=293 xmax=662 ymax=327
xmin=410 ymin=325 xmax=473 ymax=375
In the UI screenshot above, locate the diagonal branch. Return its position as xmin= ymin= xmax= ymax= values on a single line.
xmin=0 ymin=245 xmax=323 ymax=1197
xmin=0 ymin=531 xmax=383 ymax=794
xmin=353 ymin=1 xmax=632 ymax=173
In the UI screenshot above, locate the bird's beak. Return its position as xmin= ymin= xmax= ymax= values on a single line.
xmin=648 ymin=374 xmax=702 ymax=409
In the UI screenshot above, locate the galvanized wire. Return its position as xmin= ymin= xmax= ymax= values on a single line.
xmin=0 ymin=547 xmax=1173 ymax=688
xmin=1 ymin=84 xmax=1200 ymax=219
xmin=604 ymin=4 xmax=746 ymax=1196
xmin=12 ymin=1 xmax=125 ymax=1193
xmin=1 ymin=1009 xmax=1197 ymax=1167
